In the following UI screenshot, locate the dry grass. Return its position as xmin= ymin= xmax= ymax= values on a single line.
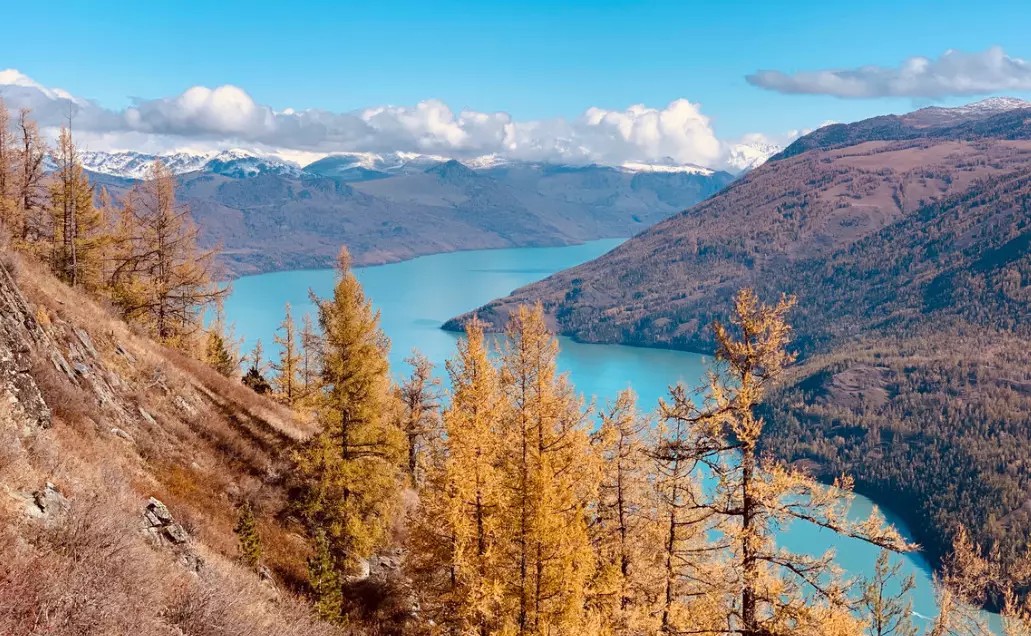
xmin=0 ymin=253 xmax=341 ymax=634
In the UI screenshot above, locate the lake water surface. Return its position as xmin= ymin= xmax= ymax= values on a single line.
xmin=225 ymin=238 xmax=993 ymax=628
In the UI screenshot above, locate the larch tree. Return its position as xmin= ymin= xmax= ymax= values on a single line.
xmin=242 ymin=339 xmax=271 ymax=394
xmin=0 ymin=98 xmax=20 ymax=233
xmin=234 ymin=501 xmax=262 ymax=569
xmin=410 ymin=318 xmax=505 ymax=634
xmin=651 ymin=389 xmax=725 ymax=634
xmin=120 ymin=161 xmax=226 ymax=349
xmin=927 ymin=526 xmax=1031 ymax=636
xmin=299 ymin=312 xmax=321 ymax=400
xmin=661 ymin=289 xmax=913 ymax=636
xmin=293 ymin=247 xmax=404 ymax=604
xmin=272 ymin=303 xmax=302 ymax=405
xmin=15 ymin=108 xmax=47 ymax=245
xmin=590 ymin=389 xmax=669 ymax=633
xmin=499 ymin=303 xmax=597 ymax=635
xmin=48 ymin=126 xmax=103 ymax=289
xmin=102 ymin=186 xmax=149 ymax=314
xmin=204 ymin=300 xmax=241 ymax=377
xmin=398 ymin=350 xmax=441 ymax=487
xmin=861 ymin=550 xmax=917 ymax=636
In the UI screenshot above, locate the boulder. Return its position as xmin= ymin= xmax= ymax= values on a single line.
xmin=30 ymin=482 xmax=69 ymax=518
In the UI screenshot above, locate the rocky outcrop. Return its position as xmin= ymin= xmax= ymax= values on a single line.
xmin=143 ymin=496 xmax=202 ymax=572
xmin=0 ymin=261 xmax=52 ymax=431
xmin=24 ymin=482 xmax=70 ymax=522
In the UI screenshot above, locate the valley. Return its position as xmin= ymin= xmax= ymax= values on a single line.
xmin=2 ymin=5 xmax=1030 ymax=629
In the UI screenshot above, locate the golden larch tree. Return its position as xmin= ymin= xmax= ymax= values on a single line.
xmin=292 ymin=247 xmax=404 ymax=608
xmin=300 ymin=311 xmax=321 ymax=400
xmin=398 ymin=349 xmax=441 ymax=487
xmin=15 ymin=109 xmax=48 ymax=245
xmin=118 ymin=161 xmax=226 ymax=349
xmin=0 ymin=98 xmax=21 ymax=233
xmin=410 ymin=318 xmax=506 ymax=634
xmin=49 ymin=126 xmax=103 ymax=289
xmin=661 ymin=289 xmax=913 ymax=636
xmin=272 ymin=302 xmax=302 ymax=405
xmin=590 ymin=389 xmax=668 ymax=632
xmin=498 ymin=303 xmax=597 ymax=635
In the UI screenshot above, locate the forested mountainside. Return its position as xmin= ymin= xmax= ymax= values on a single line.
xmin=90 ymin=158 xmax=733 ymax=277
xmin=448 ymin=105 xmax=1031 ymax=577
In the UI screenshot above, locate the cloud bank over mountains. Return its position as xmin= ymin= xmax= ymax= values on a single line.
xmin=748 ymin=47 xmax=1031 ymax=99
xmin=0 ymin=69 xmax=784 ymax=171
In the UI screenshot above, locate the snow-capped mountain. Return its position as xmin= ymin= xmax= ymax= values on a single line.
xmin=78 ymin=151 xmax=212 ymax=180
xmin=77 ymin=149 xmax=303 ymax=180
xmin=203 ymin=150 xmax=305 ymax=179
xmin=618 ymin=159 xmax=714 ymax=176
xmin=724 ymin=140 xmax=782 ymax=174
xmin=903 ymin=96 xmax=1031 ymax=128
xmin=79 ymin=147 xmax=738 ymax=181
xmin=304 ymin=151 xmax=455 ymax=178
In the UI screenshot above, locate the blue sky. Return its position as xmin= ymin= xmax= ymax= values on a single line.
xmin=1 ymin=0 xmax=1029 ymax=167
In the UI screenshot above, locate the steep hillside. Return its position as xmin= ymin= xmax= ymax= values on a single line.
xmin=450 ymin=137 xmax=1031 ymax=352
xmin=446 ymin=105 xmax=1031 ymax=577
xmin=0 ymin=248 xmax=339 ymax=634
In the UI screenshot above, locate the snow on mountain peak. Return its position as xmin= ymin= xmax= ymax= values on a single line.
xmin=903 ymin=96 xmax=1031 ymax=128
xmin=958 ymin=96 xmax=1031 ymax=113
xmin=618 ymin=160 xmax=714 ymax=175
xmin=77 ymin=149 xmax=303 ymax=180
xmin=724 ymin=140 xmax=782 ymax=174
xmin=78 ymin=150 xmax=213 ymax=180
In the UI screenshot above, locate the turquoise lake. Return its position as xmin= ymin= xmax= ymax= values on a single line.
xmin=225 ymin=238 xmax=994 ymax=629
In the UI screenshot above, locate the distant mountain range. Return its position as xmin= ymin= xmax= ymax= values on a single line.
xmin=78 ymin=146 xmax=768 ymax=182
xmin=446 ymin=97 xmax=1031 ymax=578
xmin=84 ymin=149 xmax=737 ymax=276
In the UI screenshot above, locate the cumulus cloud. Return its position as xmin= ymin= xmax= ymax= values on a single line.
xmin=0 ymin=68 xmax=761 ymax=169
xmin=747 ymin=47 xmax=1031 ymax=99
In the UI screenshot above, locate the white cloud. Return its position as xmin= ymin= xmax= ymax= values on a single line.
xmin=747 ymin=47 xmax=1031 ymax=99
xmin=126 ymin=85 xmax=276 ymax=136
xmin=0 ymin=68 xmax=772 ymax=170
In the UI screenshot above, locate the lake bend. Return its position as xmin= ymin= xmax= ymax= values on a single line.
xmin=225 ymin=238 xmax=996 ymax=628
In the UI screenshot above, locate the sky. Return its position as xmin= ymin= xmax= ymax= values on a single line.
xmin=1 ymin=0 xmax=1031 ymax=169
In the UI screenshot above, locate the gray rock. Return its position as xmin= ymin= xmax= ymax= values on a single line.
xmin=114 ymin=344 xmax=136 ymax=363
xmin=173 ymin=395 xmax=197 ymax=417
xmin=73 ymin=328 xmax=98 ymax=357
xmin=31 ymin=482 xmax=69 ymax=518
xmin=346 ymin=557 xmax=372 ymax=582
xmin=0 ymin=262 xmax=53 ymax=431
xmin=110 ymin=427 xmax=135 ymax=443
xmin=164 ymin=523 xmax=190 ymax=545
xmin=146 ymin=497 xmax=174 ymax=524
xmin=139 ymin=408 xmax=157 ymax=427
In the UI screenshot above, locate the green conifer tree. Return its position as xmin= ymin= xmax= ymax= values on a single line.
xmin=234 ymin=501 xmax=262 ymax=569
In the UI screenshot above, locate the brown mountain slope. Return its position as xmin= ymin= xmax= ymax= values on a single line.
xmin=0 ymin=247 xmax=339 ymax=634
xmin=447 ymin=137 xmax=1031 ymax=352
